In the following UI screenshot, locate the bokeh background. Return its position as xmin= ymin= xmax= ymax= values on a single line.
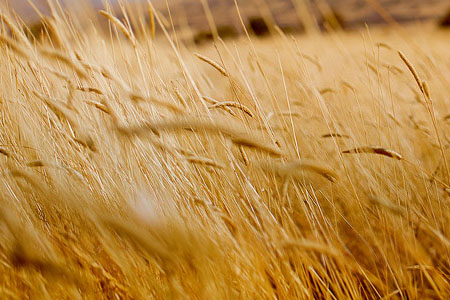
xmin=7 ymin=0 xmax=450 ymax=28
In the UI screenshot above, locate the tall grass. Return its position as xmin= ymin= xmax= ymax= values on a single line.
xmin=0 ymin=1 xmax=449 ymax=299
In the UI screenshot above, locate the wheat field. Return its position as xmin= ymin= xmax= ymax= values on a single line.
xmin=0 ymin=1 xmax=449 ymax=299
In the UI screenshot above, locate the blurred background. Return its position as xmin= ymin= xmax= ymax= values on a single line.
xmin=4 ymin=0 xmax=450 ymax=43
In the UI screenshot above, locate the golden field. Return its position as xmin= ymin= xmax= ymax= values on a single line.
xmin=0 ymin=2 xmax=449 ymax=299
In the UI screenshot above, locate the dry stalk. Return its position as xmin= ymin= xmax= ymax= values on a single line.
xmin=343 ymin=146 xmax=403 ymax=160
xmin=99 ymin=10 xmax=137 ymax=47
xmin=0 ymin=34 xmax=31 ymax=60
xmin=282 ymin=239 xmax=340 ymax=257
xmin=33 ymin=91 xmax=97 ymax=152
xmin=278 ymin=111 xmax=302 ymax=118
xmin=39 ymin=48 xmax=88 ymax=79
xmin=194 ymin=53 xmax=229 ymax=77
xmin=173 ymin=87 xmax=188 ymax=107
xmin=399 ymin=51 xmax=449 ymax=183
xmin=117 ymin=118 xmax=283 ymax=156
xmin=33 ymin=91 xmax=78 ymax=126
xmin=78 ymin=86 xmax=103 ymax=95
xmin=264 ymin=160 xmax=338 ymax=182
xmin=85 ymin=100 xmax=110 ymax=114
xmin=148 ymin=2 xmax=156 ymax=40
xmin=322 ymin=133 xmax=350 ymax=139
xmin=239 ymin=146 xmax=250 ymax=166
xmin=319 ymin=88 xmax=336 ymax=95
xmin=0 ymin=148 xmax=13 ymax=158
xmin=129 ymin=94 xmax=184 ymax=113
xmin=231 ymin=136 xmax=282 ymax=157
xmin=398 ymin=51 xmax=424 ymax=94
xmin=369 ymin=196 xmax=405 ymax=216
xmin=376 ymin=42 xmax=393 ymax=50
xmin=186 ymin=156 xmax=225 ymax=169
xmin=209 ymin=101 xmax=255 ymax=118
xmin=0 ymin=14 xmax=30 ymax=47
xmin=202 ymin=96 xmax=236 ymax=116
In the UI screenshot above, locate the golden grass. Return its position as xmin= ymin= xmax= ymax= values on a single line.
xmin=209 ymin=101 xmax=255 ymax=118
xmin=99 ymin=10 xmax=137 ymax=47
xmin=342 ymin=146 xmax=403 ymax=160
xmin=194 ymin=52 xmax=229 ymax=77
xmin=0 ymin=3 xmax=449 ymax=299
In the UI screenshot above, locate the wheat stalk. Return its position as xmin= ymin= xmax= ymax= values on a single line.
xmin=148 ymin=2 xmax=156 ymax=40
xmin=173 ymin=87 xmax=188 ymax=107
xmin=99 ymin=10 xmax=137 ymax=47
xmin=376 ymin=42 xmax=393 ymax=50
xmin=231 ymin=136 xmax=282 ymax=157
xmin=263 ymin=160 xmax=338 ymax=182
xmin=186 ymin=156 xmax=225 ymax=169
xmin=321 ymin=133 xmax=350 ymax=139
xmin=33 ymin=91 xmax=97 ymax=151
xmin=399 ymin=51 xmax=449 ymax=183
xmin=398 ymin=51 xmax=424 ymax=94
xmin=239 ymin=146 xmax=250 ymax=166
xmin=78 ymin=86 xmax=103 ymax=95
xmin=130 ymin=94 xmax=184 ymax=113
xmin=209 ymin=101 xmax=255 ymax=118
xmin=85 ymin=100 xmax=110 ymax=114
xmin=343 ymin=146 xmax=403 ymax=160
xmin=33 ymin=91 xmax=78 ymax=125
xmin=0 ymin=148 xmax=13 ymax=158
xmin=369 ymin=196 xmax=405 ymax=215
xmin=0 ymin=34 xmax=31 ymax=60
xmin=39 ymin=48 xmax=88 ymax=79
xmin=116 ymin=118 xmax=282 ymax=156
xmin=202 ymin=96 xmax=236 ymax=116
xmin=194 ymin=53 xmax=229 ymax=77
xmin=0 ymin=14 xmax=30 ymax=47
xmin=319 ymin=88 xmax=336 ymax=95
